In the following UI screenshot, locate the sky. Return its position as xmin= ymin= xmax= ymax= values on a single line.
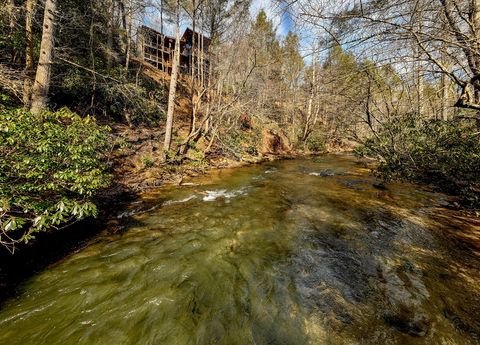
xmin=143 ymin=0 xmax=295 ymax=39
xmin=250 ymin=0 xmax=295 ymax=37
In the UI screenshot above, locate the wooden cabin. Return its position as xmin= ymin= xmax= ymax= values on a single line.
xmin=137 ymin=25 xmax=211 ymax=78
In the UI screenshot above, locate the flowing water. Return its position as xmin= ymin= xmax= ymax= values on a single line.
xmin=0 ymin=155 xmax=480 ymax=345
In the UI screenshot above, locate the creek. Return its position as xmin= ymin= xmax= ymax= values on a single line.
xmin=0 ymin=155 xmax=479 ymax=344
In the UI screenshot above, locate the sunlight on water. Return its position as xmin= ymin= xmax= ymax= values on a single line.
xmin=0 ymin=155 xmax=479 ymax=345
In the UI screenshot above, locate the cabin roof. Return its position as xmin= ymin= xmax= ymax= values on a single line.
xmin=181 ymin=27 xmax=211 ymax=47
xmin=139 ymin=25 xmax=175 ymax=42
xmin=140 ymin=25 xmax=210 ymax=47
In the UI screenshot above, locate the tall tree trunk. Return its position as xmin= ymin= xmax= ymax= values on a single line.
xmin=89 ymin=2 xmax=97 ymax=113
xmin=303 ymin=50 xmax=318 ymax=143
xmin=416 ymin=65 xmax=424 ymax=115
xmin=440 ymin=73 xmax=452 ymax=121
xmin=413 ymin=50 xmax=424 ymax=116
xmin=163 ymin=2 xmax=180 ymax=155
xmin=23 ymin=0 xmax=37 ymax=107
xmin=189 ymin=0 xmax=197 ymax=135
xmin=118 ymin=0 xmax=127 ymax=30
xmin=412 ymin=8 xmax=424 ymax=116
xmin=302 ymin=65 xmax=316 ymax=143
xmin=6 ymin=0 xmax=15 ymax=30
xmin=106 ymin=0 xmax=114 ymax=71
xmin=159 ymin=0 xmax=165 ymax=74
xmin=471 ymin=0 xmax=480 ymax=129
xmin=6 ymin=0 xmax=16 ymax=62
xmin=204 ymin=56 xmax=213 ymax=133
xmin=125 ymin=0 xmax=133 ymax=69
xmin=30 ymin=0 xmax=57 ymax=116
xmin=200 ymin=17 xmax=205 ymax=88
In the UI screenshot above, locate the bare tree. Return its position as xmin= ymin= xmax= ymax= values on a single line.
xmin=289 ymin=0 xmax=480 ymax=125
xmin=125 ymin=0 xmax=134 ymax=69
xmin=163 ymin=0 xmax=181 ymax=155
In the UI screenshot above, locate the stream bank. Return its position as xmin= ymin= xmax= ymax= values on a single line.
xmin=105 ymin=123 xmax=353 ymax=195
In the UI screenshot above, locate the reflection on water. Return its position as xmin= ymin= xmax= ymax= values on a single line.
xmin=0 ymin=155 xmax=479 ymax=345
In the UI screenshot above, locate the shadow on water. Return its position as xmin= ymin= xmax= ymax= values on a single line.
xmin=0 ymin=190 xmax=140 ymax=309
xmin=0 ymin=154 xmax=479 ymax=345
xmin=0 ymin=218 xmax=106 ymax=308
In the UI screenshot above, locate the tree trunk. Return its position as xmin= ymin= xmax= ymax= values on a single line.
xmin=302 ymin=58 xmax=317 ymax=142
xmin=472 ymin=0 xmax=480 ymax=129
xmin=412 ymin=9 xmax=424 ymax=116
xmin=89 ymin=3 xmax=97 ymax=113
xmin=163 ymin=4 xmax=180 ymax=155
xmin=303 ymin=83 xmax=314 ymax=142
xmin=440 ymin=73 xmax=452 ymax=120
xmin=23 ymin=0 xmax=37 ymax=107
xmin=416 ymin=66 xmax=424 ymax=115
xmin=125 ymin=0 xmax=133 ymax=70
xmin=6 ymin=0 xmax=16 ymax=63
xmin=204 ymin=59 xmax=214 ymax=133
xmin=6 ymin=0 xmax=15 ymax=31
xmin=30 ymin=0 xmax=57 ymax=116
xmin=118 ymin=1 xmax=127 ymax=30
xmin=160 ymin=0 xmax=165 ymax=74
xmin=106 ymin=0 xmax=114 ymax=71
xmin=198 ymin=12 xmax=204 ymax=87
xmin=413 ymin=54 xmax=424 ymax=116
xmin=189 ymin=0 xmax=197 ymax=135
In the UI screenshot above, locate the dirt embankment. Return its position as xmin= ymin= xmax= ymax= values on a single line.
xmin=105 ymin=122 xmax=298 ymax=198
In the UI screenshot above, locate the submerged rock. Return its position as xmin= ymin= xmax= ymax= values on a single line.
xmin=383 ymin=313 xmax=430 ymax=337
xmin=336 ymin=311 xmax=354 ymax=325
xmin=338 ymin=179 xmax=367 ymax=191
xmin=444 ymin=308 xmax=480 ymax=338
xmin=373 ymin=182 xmax=388 ymax=190
xmin=309 ymin=169 xmax=341 ymax=177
